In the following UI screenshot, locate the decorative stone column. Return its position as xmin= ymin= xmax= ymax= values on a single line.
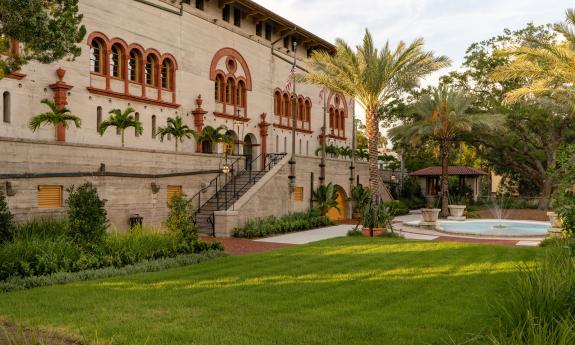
xmin=258 ymin=113 xmax=270 ymax=170
xmin=192 ymin=95 xmax=207 ymax=153
xmin=49 ymin=68 xmax=74 ymax=142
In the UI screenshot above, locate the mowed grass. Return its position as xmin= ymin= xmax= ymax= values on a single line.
xmin=0 ymin=238 xmax=538 ymax=345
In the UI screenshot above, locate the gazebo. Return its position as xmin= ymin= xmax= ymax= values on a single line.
xmin=409 ymin=166 xmax=488 ymax=202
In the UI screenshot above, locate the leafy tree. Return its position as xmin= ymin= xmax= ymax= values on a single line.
xmin=302 ymin=29 xmax=450 ymax=198
xmin=166 ymin=192 xmax=197 ymax=243
xmin=390 ymin=86 xmax=502 ymax=216
xmin=156 ymin=116 xmax=198 ymax=153
xmin=552 ymin=145 xmax=575 ymax=237
xmin=312 ymin=183 xmax=339 ymax=216
xmin=0 ymin=0 xmax=86 ymax=78
xmin=28 ymin=98 xmax=82 ymax=141
xmin=66 ymin=183 xmax=108 ymax=245
xmin=0 ymin=191 xmax=15 ymax=243
xmin=98 ymin=107 xmax=143 ymax=147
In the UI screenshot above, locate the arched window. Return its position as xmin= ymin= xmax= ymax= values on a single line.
xmin=89 ymin=39 xmax=105 ymax=74
xmin=110 ymin=44 xmax=124 ymax=79
xmin=3 ymin=92 xmax=11 ymax=123
xmin=299 ymin=139 xmax=302 ymax=155
xmin=306 ymin=140 xmax=309 ymax=156
xmin=275 ymin=135 xmax=279 ymax=152
xmin=135 ymin=112 xmax=140 ymax=137
xmin=145 ymin=55 xmax=158 ymax=86
xmin=284 ymin=137 xmax=287 ymax=153
xmin=305 ymin=100 xmax=312 ymax=124
xmin=237 ymin=80 xmax=246 ymax=107
xmin=215 ymin=75 xmax=224 ymax=102
xmin=297 ymin=98 xmax=304 ymax=122
xmin=340 ymin=110 xmax=346 ymax=136
xmin=274 ymin=91 xmax=281 ymax=115
xmin=329 ymin=108 xmax=334 ymax=130
xmin=96 ymin=106 xmax=102 ymax=131
xmin=225 ymin=77 xmax=235 ymax=105
xmin=152 ymin=115 xmax=157 ymax=138
xmin=282 ymin=93 xmax=290 ymax=117
xmin=128 ymin=50 xmax=142 ymax=83
xmin=161 ymin=59 xmax=174 ymax=90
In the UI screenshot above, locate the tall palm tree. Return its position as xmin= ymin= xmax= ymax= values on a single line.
xmin=97 ymin=107 xmax=143 ymax=147
xmin=196 ymin=125 xmax=232 ymax=154
xmin=29 ymin=99 xmax=81 ymax=141
xmin=301 ymin=29 xmax=451 ymax=199
xmin=156 ymin=116 xmax=198 ymax=153
xmin=389 ymin=86 xmax=502 ymax=216
xmin=491 ymin=9 xmax=575 ymax=110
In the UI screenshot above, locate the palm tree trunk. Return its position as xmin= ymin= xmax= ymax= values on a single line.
xmin=175 ymin=140 xmax=179 ymax=153
xmin=366 ymin=108 xmax=382 ymax=199
xmin=121 ymin=129 xmax=125 ymax=147
xmin=440 ymin=140 xmax=451 ymax=217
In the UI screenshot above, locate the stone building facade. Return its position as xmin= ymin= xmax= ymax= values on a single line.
xmin=0 ymin=0 xmax=366 ymax=233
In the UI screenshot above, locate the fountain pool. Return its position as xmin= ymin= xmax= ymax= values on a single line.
xmin=406 ymin=220 xmax=550 ymax=237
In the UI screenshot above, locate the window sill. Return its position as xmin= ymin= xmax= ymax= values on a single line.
xmin=87 ymin=87 xmax=180 ymax=108
xmin=213 ymin=112 xmax=250 ymax=122
xmin=273 ymin=123 xmax=313 ymax=134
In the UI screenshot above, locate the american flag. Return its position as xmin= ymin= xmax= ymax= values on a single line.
xmin=284 ymin=64 xmax=296 ymax=92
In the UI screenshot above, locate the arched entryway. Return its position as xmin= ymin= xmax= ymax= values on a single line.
xmin=327 ymin=185 xmax=348 ymax=222
xmin=225 ymin=130 xmax=239 ymax=155
xmin=243 ymin=133 xmax=257 ymax=171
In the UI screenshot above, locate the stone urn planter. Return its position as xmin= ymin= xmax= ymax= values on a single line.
xmin=547 ymin=211 xmax=563 ymax=238
xmin=448 ymin=205 xmax=466 ymax=221
xmin=420 ymin=208 xmax=441 ymax=230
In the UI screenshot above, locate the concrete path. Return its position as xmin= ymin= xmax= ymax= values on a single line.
xmin=255 ymin=224 xmax=356 ymax=244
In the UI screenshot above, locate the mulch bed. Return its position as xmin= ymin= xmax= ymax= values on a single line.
xmin=469 ymin=208 xmax=548 ymax=221
xmin=201 ymin=236 xmax=293 ymax=256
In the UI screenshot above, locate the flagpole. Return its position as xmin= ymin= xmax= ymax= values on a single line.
xmin=349 ymin=98 xmax=356 ymax=208
xmin=288 ymin=41 xmax=298 ymax=193
xmin=320 ymin=88 xmax=326 ymax=186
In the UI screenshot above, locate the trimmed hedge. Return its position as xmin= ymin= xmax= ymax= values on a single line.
xmin=233 ymin=211 xmax=333 ymax=239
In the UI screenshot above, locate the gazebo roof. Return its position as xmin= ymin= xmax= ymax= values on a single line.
xmin=409 ymin=166 xmax=488 ymax=177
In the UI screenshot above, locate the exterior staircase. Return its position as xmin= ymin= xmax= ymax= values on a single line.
xmin=192 ymin=153 xmax=286 ymax=235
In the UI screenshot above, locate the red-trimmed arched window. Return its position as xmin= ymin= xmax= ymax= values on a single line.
xmin=329 ymin=108 xmax=334 ymax=130
xmin=282 ymin=93 xmax=290 ymax=117
xmin=145 ymin=54 xmax=159 ymax=86
xmin=161 ymin=59 xmax=174 ymax=90
xmin=225 ymin=77 xmax=235 ymax=105
xmin=237 ymin=80 xmax=246 ymax=107
xmin=297 ymin=98 xmax=304 ymax=122
xmin=89 ymin=38 xmax=105 ymax=74
xmin=274 ymin=91 xmax=282 ymax=115
xmin=215 ymin=74 xmax=224 ymax=102
xmin=110 ymin=44 xmax=124 ymax=79
xmin=340 ymin=110 xmax=346 ymax=136
xmin=305 ymin=99 xmax=312 ymax=124
xmin=128 ymin=50 xmax=142 ymax=83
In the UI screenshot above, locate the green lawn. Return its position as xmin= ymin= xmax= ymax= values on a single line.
xmin=0 ymin=238 xmax=538 ymax=345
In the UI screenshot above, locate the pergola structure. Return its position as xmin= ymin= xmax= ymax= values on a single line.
xmin=409 ymin=166 xmax=488 ymax=202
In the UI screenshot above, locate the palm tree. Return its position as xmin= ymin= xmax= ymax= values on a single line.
xmin=389 ymin=86 xmax=502 ymax=216
xmin=196 ymin=125 xmax=231 ymax=154
xmin=301 ymin=29 xmax=450 ymax=199
xmin=491 ymin=9 xmax=575 ymax=110
xmin=29 ymin=99 xmax=81 ymax=141
xmin=313 ymin=183 xmax=339 ymax=217
xmin=156 ymin=116 xmax=197 ymax=153
xmin=97 ymin=107 xmax=143 ymax=147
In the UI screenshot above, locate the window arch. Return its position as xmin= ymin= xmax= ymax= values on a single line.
xmin=128 ymin=49 xmax=142 ymax=83
xmin=161 ymin=59 xmax=174 ymax=90
xmin=225 ymin=77 xmax=235 ymax=105
xmin=89 ymin=38 xmax=105 ymax=74
xmin=297 ymin=98 xmax=304 ymax=121
xmin=3 ymin=92 xmax=11 ymax=123
xmin=282 ymin=93 xmax=290 ymax=117
xmin=237 ymin=80 xmax=246 ymax=107
xmin=329 ymin=108 xmax=334 ymax=131
xmin=284 ymin=137 xmax=287 ymax=153
xmin=110 ymin=44 xmax=124 ymax=79
xmin=275 ymin=135 xmax=279 ymax=153
xmin=274 ymin=91 xmax=281 ymax=115
xmin=305 ymin=99 xmax=312 ymax=124
xmin=96 ymin=106 xmax=102 ymax=131
xmin=145 ymin=54 xmax=158 ymax=86
xmin=152 ymin=115 xmax=157 ymax=138
xmin=215 ymin=74 xmax=224 ymax=102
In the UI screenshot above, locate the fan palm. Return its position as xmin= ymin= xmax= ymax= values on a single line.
xmin=156 ymin=116 xmax=198 ymax=153
xmin=389 ymin=86 xmax=502 ymax=216
xmin=301 ymin=29 xmax=451 ymax=198
xmin=97 ymin=107 xmax=143 ymax=147
xmin=28 ymin=99 xmax=81 ymax=141
xmin=491 ymin=9 xmax=575 ymax=111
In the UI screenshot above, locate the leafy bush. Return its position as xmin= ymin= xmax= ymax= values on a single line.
xmin=165 ymin=192 xmax=197 ymax=243
xmin=0 ymin=191 xmax=14 ymax=244
xmin=233 ymin=210 xmax=333 ymax=239
xmin=66 ymin=183 xmax=108 ymax=245
xmin=351 ymin=184 xmax=371 ymax=213
xmin=361 ymin=199 xmax=395 ymax=235
xmin=313 ymin=183 xmax=339 ymax=216
xmin=385 ymin=200 xmax=409 ymax=216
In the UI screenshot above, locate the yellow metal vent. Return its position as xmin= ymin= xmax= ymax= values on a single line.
xmin=37 ymin=185 xmax=63 ymax=209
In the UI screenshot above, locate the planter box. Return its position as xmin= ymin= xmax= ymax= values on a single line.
xmin=362 ymin=228 xmax=385 ymax=237
xmin=448 ymin=205 xmax=466 ymax=221
xmin=547 ymin=212 xmax=563 ymax=238
xmin=420 ymin=208 xmax=441 ymax=230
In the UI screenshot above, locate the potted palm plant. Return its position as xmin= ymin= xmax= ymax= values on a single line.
xmin=312 ymin=183 xmax=339 ymax=217
xmin=351 ymin=184 xmax=371 ymax=220
xmin=361 ymin=199 xmax=395 ymax=237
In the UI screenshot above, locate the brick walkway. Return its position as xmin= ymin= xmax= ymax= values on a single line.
xmin=201 ymin=236 xmax=293 ymax=255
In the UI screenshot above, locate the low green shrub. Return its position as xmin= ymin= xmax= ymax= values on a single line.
xmin=0 ymin=251 xmax=227 ymax=293
xmin=67 ymin=183 xmax=108 ymax=246
xmin=398 ymin=196 xmax=425 ymax=210
xmin=165 ymin=192 xmax=198 ymax=243
xmin=385 ymin=200 xmax=409 ymax=216
xmin=233 ymin=210 xmax=333 ymax=238
xmin=0 ymin=191 xmax=14 ymax=244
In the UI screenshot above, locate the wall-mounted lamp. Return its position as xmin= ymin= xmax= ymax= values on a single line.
xmin=222 ymin=164 xmax=230 ymax=174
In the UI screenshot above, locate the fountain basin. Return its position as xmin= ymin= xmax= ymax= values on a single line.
xmin=406 ymin=219 xmax=550 ymax=237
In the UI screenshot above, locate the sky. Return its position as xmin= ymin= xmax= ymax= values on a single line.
xmin=257 ymin=0 xmax=572 ymax=133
